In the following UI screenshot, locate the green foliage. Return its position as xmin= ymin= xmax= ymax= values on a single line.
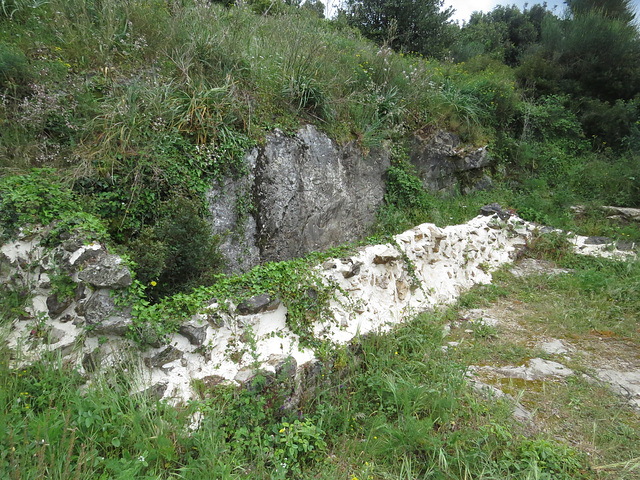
xmin=127 ymin=253 xmax=335 ymax=345
xmin=555 ymin=11 xmax=640 ymax=103
xmin=515 ymin=48 xmax=564 ymax=95
xmin=0 ymin=274 xmax=30 ymax=324
xmin=572 ymin=153 xmax=640 ymax=207
xmin=344 ymin=0 xmax=455 ymax=59
xmin=519 ymin=95 xmax=585 ymax=144
xmin=524 ymin=230 xmax=575 ymax=265
xmin=0 ymin=43 xmax=31 ymax=94
xmin=577 ymin=97 xmax=640 ymax=151
xmin=131 ymin=195 xmax=223 ymax=299
xmin=274 ymin=420 xmax=327 ymax=475
xmin=374 ymin=146 xmax=434 ymax=235
xmin=0 ymin=353 xmax=212 ymax=479
xmin=567 ymin=0 xmax=636 ymax=23
xmin=169 ymin=80 xmax=245 ymax=145
xmin=384 ymin=159 xmax=431 ymax=211
xmin=0 ymin=169 xmax=77 ymax=240
xmin=49 ymin=271 xmax=77 ymax=303
xmin=193 ymin=371 xmax=327 ymax=477
xmin=505 ymin=438 xmax=586 ymax=479
xmin=457 ymin=4 xmax=551 ymax=66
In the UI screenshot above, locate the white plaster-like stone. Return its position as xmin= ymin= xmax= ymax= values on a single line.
xmin=69 ymin=243 xmax=102 ymax=265
xmin=4 ymin=213 xmax=636 ymax=403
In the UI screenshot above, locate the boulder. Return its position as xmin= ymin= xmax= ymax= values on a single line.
xmin=601 ymin=206 xmax=640 ymax=222
xmin=584 ymin=236 xmax=611 ymax=245
xmin=236 ymin=294 xmax=280 ymax=315
xmin=46 ymin=293 xmax=72 ymax=317
xmin=373 ymin=247 xmax=401 ymax=265
xmin=342 ymin=261 xmax=361 ymax=279
xmin=76 ymin=289 xmax=132 ymax=336
xmin=179 ymin=319 xmax=208 ymax=346
xmin=208 ymin=125 xmax=390 ymax=270
xmin=479 ymin=203 xmax=511 ymax=220
xmin=138 ymin=382 xmax=168 ymax=401
xmin=616 ymin=241 xmax=637 ymax=251
xmin=234 ymin=367 xmax=259 ymax=385
xmin=76 ymin=289 xmax=115 ymax=323
xmin=410 ymin=129 xmax=492 ymax=194
xmin=144 ymin=346 xmax=183 ymax=368
xmin=77 ymin=254 xmax=132 ymax=288
xmin=82 ymin=348 xmax=102 ymax=372
xmin=89 ymin=313 xmax=131 ymax=337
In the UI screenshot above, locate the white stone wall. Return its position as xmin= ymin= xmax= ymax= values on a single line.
xmin=1 ymin=214 xmax=634 ymax=403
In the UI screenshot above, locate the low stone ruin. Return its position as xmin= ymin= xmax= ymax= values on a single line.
xmin=0 ymin=207 xmax=635 ymax=404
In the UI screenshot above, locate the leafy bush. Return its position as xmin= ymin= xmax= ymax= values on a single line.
xmin=525 ymin=231 xmax=574 ymax=264
xmin=577 ymin=97 xmax=640 ymax=151
xmin=384 ymin=155 xmax=431 ymax=211
xmin=0 ymin=169 xmax=77 ymax=240
xmin=510 ymin=438 xmax=586 ymax=479
xmin=130 ymin=196 xmax=223 ymax=300
xmin=374 ymin=149 xmax=434 ymax=235
xmin=274 ymin=420 xmax=327 ymax=475
xmin=519 ymin=95 xmax=585 ymax=144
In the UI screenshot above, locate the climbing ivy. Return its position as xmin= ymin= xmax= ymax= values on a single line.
xmin=126 ymin=256 xmax=339 ymax=347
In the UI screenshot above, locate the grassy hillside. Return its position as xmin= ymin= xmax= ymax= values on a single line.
xmin=1 ymin=1 xmax=638 ymax=274
xmin=1 ymin=1 xmax=640 ymax=478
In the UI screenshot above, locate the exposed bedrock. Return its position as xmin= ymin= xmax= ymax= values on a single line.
xmin=410 ymin=129 xmax=492 ymax=195
xmin=254 ymin=125 xmax=390 ymax=263
xmin=207 ymin=126 xmax=494 ymax=273
xmin=207 ymin=125 xmax=390 ymax=272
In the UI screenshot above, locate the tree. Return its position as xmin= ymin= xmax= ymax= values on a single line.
xmin=345 ymin=0 xmax=455 ymax=58
xmin=552 ymin=11 xmax=640 ymax=102
xmin=457 ymin=5 xmax=552 ymax=66
xmin=565 ymin=0 xmax=636 ymax=23
xmin=302 ymin=0 xmax=325 ymax=18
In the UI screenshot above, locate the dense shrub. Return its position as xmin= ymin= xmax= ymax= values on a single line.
xmin=130 ymin=196 xmax=223 ymax=300
xmin=0 ymin=169 xmax=77 ymax=239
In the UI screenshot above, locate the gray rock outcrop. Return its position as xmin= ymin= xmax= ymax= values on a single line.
xmin=207 ymin=125 xmax=390 ymax=271
xmin=601 ymin=206 xmax=640 ymax=222
xmin=208 ymin=126 xmax=498 ymax=272
xmin=410 ymin=129 xmax=492 ymax=195
xmin=236 ymin=294 xmax=279 ymax=315
xmin=77 ymin=254 xmax=132 ymax=288
xmin=254 ymin=126 xmax=390 ymax=262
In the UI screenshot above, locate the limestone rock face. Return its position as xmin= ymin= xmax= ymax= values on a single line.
xmin=206 ymin=148 xmax=261 ymax=274
xmin=410 ymin=129 xmax=492 ymax=194
xmin=208 ymin=126 xmax=495 ymax=272
xmin=254 ymin=126 xmax=390 ymax=262
xmin=207 ymin=125 xmax=390 ymax=271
